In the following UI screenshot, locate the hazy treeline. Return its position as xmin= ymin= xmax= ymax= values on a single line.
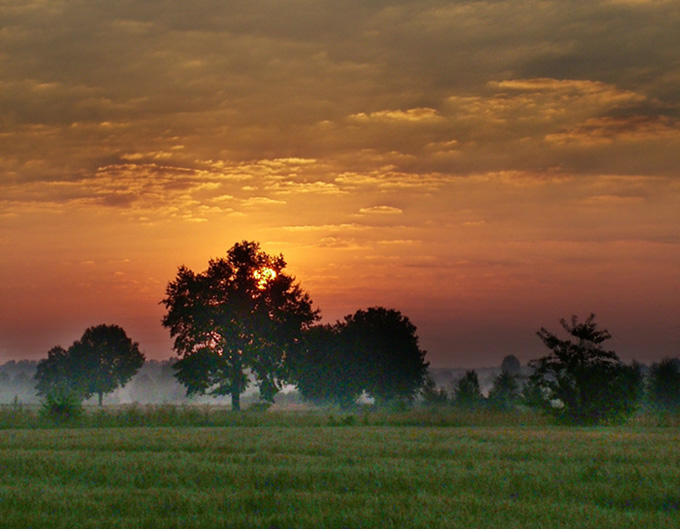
xmin=1 ymin=359 xmax=185 ymax=405
xmin=0 ymin=357 xmax=515 ymax=406
xmin=5 ymin=355 xmax=679 ymax=416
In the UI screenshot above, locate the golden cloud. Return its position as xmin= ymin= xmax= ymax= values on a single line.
xmin=358 ymin=205 xmax=403 ymax=215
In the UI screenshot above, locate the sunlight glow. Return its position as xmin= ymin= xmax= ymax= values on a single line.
xmin=253 ymin=267 xmax=277 ymax=289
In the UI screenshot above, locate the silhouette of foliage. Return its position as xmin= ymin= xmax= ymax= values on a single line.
xmin=342 ymin=307 xmax=429 ymax=404
xmin=70 ymin=325 xmax=145 ymax=406
xmin=420 ymin=374 xmax=449 ymax=406
xmin=501 ymin=354 xmax=521 ymax=376
xmin=289 ymin=324 xmax=364 ymax=408
xmin=488 ymin=368 xmax=521 ymax=410
xmin=453 ymin=370 xmax=484 ymax=408
xmin=528 ymin=314 xmax=642 ymax=424
xmin=35 ymin=346 xmax=79 ymax=399
xmin=646 ymin=358 xmax=680 ymax=413
xmin=161 ymin=241 xmax=318 ymax=410
xmin=291 ymin=307 xmax=429 ymax=407
xmin=35 ymin=325 xmax=144 ymax=406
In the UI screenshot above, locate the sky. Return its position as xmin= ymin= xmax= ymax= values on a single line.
xmin=1 ymin=0 xmax=679 ymax=367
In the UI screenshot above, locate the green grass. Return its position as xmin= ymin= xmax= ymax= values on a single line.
xmin=0 ymin=418 xmax=678 ymax=528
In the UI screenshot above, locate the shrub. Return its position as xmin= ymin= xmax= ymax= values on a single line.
xmin=40 ymin=389 xmax=83 ymax=423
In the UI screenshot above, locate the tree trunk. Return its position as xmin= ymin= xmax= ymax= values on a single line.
xmin=231 ymin=353 xmax=242 ymax=411
xmin=98 ymin=391 xmax=103 ymax=407
xmin=231 ymin=389 xmax=241 ymax=411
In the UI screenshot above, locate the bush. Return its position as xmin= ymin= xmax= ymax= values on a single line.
xmin=40 ymin=389 xmax=83 ymax=423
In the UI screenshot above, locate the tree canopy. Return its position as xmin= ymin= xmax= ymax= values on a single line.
xmin=343 ymin=307 xmax=429 ymax=403
xmin=528 ymin=314 xmax=642 ymax=424
xmin=291 ymin=307 xmax=429 ymax=407
xmin=35 ymin=324 xmax=145 ymax=406
xmin=161 ymin=241 xmax=318 ymax=410
xmin=288 ymin=324 xmax=365 ymax=408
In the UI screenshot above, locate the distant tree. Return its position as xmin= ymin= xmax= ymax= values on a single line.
xmin=341 ymin=307 xmax=429 ymax=404
xmin=35 ymin=346 xmax=79 ymax=399
xmin=646 ymin=358 xmax=680 ymax=413
xmin=528 ymin=314 xmax=643 ymax=424
xmin=290 ymin=324 xmax=365 ymax=408
xmin=420 ymin=373 xmax=448 ymax=406
xmin=487 ymin=368 xmax=521 ymax=410
xmin=501 ymin=355 xmax=521 ymax=376
xmin=69 ymin=324 xmax=145 ymax=406
xmin=161 ymin=241 xmax=318 ymax=410
xmin=35 ymin=325 xmax=144 ymax=407
xmin=453 ymin=370 xmax=484 ymax=408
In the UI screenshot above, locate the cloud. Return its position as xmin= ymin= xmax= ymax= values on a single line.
xmin=358 ymin=205 xmax=403 ymax=215
xmin=348 ymin=107 xmax=442 ymax=123
xmin=546 ymin=116 xmax=680 ymax=146
xmin=241 ymin=197 xmax=286 ymax=207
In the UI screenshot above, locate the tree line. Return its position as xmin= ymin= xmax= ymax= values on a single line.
xmin=33 ymin=240 xmax=680 ymax=424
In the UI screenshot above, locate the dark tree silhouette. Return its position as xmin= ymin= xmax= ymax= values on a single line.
xmin=646 ymin=358 xmax=680 ymax=413
xmin=488 ymin=368 xmax=521 ymax=410
xmin=528 ymin=314 xmax=642 ymax=424
xmin=161 ymin=241 xmax=318 ymax=410
xmin=35 ymin=346 xmax=76 ymax=398
xmin=501 ymin=354 xmax=521 ymax=376
xmin=420 ymin=373 xmax=448 ymax=406
xmin=69 ymin=324 xmax=145 ymax=406
xmin=35 ymin=325 xmax=145 ymax=406
xmin=291 ymin=307 xmax=429 ymax=406
xmin=452 ymin=370 xmax=484 ymax=408
xmin=290 ymin=324 xmax=365 ymax=408
xmin=342 ymin=307 xmax=429 ymax=404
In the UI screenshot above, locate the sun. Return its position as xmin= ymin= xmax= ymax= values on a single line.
xmin=253 ymin=267 xmax=277 ymax=289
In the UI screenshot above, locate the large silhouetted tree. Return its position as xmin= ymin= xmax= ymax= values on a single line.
xmin=291 ymin=307 xmax=429 ymax=406
xmin=161 ymin=241 xmax=318 ymax=410
xmin=35 ymin=325 xmax=145 ymax=406
xmin=528 ymin=314 xmax=642 ymax=424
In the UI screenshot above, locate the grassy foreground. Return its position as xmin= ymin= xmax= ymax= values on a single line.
xmin=0 ymin=416 xmax=678 ymax=528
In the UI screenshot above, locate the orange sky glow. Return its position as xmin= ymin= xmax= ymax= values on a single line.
xmin=1 ymin=1 xmax=679 ymax=367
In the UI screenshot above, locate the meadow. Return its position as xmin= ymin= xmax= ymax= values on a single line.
xmin=0 ymin=407 xmax=678 ymax=528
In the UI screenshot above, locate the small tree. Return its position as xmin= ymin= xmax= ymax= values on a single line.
xmin=421 ymin=373 xmax=449 ymax=406
xmin=35 ymin=346 xmax=80 ymax=399
xmin=35 ymin=345 xmax=86 ymax=419
xmin=69 ymin=324 xmax=145 ymax=406
xmin=528 ymin=314 xmax=642 ymax=424
xmin=646 ymin=358 xmax=680 ymax=413
xmin=161 ymin=241 xmax=318 ymax=410
xmin=488 ymin=368 xmax=521 ymax=410
xmin=35 ymin=325 xmax=144 ymax=407
xmin=501 ymin=355 xmax=521 ymax=376
xmin=452 ymin=370 xmax=484 ymax=408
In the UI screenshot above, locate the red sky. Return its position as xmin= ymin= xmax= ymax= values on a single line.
xmin=1 ymin=0 xmax=679 ymax=367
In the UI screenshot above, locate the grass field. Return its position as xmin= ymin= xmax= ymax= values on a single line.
xmin=0 ymin=410 xmax=678 ymax=528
